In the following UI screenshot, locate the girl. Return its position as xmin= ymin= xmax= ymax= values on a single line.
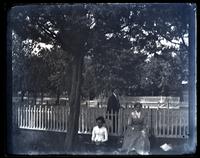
xmin=91 ymin=116 xmax=108 ymax=153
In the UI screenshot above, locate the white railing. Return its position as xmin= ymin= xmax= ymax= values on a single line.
xmin=17 ymin=105 xmax=70 ymax=132
xmin=17 ymin=104 xmax=189 ymax=138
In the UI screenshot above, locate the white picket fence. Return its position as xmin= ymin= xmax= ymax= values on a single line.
xmin=153 ymin=108 xmax=189 ymax=138
xmin=17 ymin=105 xmax=70 ymax=132
xmin=17 ymin=104 xmax=189 ymax=138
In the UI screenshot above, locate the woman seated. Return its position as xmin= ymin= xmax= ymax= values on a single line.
xmin=91 ymin=116 xmax=108 ymax=153
xmin=120 ymin=102 xmax=150 ymax=155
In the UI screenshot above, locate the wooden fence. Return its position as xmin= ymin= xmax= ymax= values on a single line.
xmin=16 ymin=104 xmax=189 ymax=138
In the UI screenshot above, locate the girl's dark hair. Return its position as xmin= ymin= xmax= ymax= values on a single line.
xmin=96 ymin=116 xmax=105 ymax=123
xmin=134 ymin=102 xmax=142 ymax=108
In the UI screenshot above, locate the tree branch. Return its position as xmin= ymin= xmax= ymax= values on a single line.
xmin=158 ymin=34 xmax=188 ymax=51
xmin=181 ymin=36 xmax=189 ymax=51
xmin=36 ymin=21 xmax=59 ymax=43
xmin=161 ymin=35 xmax=181 ymax=45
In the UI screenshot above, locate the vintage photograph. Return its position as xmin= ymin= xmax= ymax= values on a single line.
xmin=8 ymin=3 xmax=196 ymax=155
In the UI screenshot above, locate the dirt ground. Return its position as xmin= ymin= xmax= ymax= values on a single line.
xmin=8 ymin=128 xmax=193 ymax=156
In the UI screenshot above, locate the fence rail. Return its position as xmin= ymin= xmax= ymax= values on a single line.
xmin=17 ymin=104 xmax=189 ymax=138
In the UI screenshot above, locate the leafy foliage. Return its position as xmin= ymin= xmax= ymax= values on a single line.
xmin=10 ymin=3 xmax=193 ymax=150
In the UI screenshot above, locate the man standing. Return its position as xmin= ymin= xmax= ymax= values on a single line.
xmin=107 ymin=89 xmax=121 ymax=113
xmin=106 ymin=89 xmax=121 ymax=133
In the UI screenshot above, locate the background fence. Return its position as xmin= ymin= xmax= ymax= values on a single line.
xmin=16 ymin=103 xmax=189 ymax=138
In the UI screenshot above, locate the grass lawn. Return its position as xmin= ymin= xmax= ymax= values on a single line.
xmin=8 ymin=128 xmax=192 ymax=155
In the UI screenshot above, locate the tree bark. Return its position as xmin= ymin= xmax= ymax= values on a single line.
xmin=64 ymin=54 xmax=84 ymax=152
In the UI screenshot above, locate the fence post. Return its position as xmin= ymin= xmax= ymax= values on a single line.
xmin=59 ymin=107 xmax=61 ymax=131
xmin=45 ymin=106 xmax=47 ymax=130
xmin=55 ymin=106 xmax=57 ymax=130
xmin=63 ymin=106 xmax=65 ymax=131
xmin=52 ymin=106 xmax=54 ymax=130
xmin=23 ymin=106 xmax=25 ymax=128
xmin=25 ymin=106 xmax=28 ymax=128
xmin=81 ymin=107 xmax=84 ymax=133
xmin=39 ymin=106 xmax=41 ymax=129
xmin=78 ymin=108 xmax=81 ymax=133
xmin=35 ymin=106 xmax=38 ymax=128
xmin=20 ymin=106 xmax=22 ymax=127
xmin=50 ymin=106 xmax=53 ymax=130
xmin=58 ymin=107 xmax=60 ymax=131
xmin=29 ymin=105 xmax=31 ymax=128
xmin=183 ymin=112 xmax=186 ymax=137
xmin=87 ymin=107 xmax=90 ymax=133
xmin=22 ymin=106 xmax=24 ymax=127
xmin=56 ymin=107 xmax=59 ymax=131
xmin=164 ymin=108 xmax=166 ymax=136
xmin=171 ymin=110 xmax=174 ymax=136
xmin=42 ymin=106 xmax=44 ymax=129
xmin=31 ymin=106 xmax=35 ymax=129
xmin=44 ymin=106 xmax=46 ymax=129
xmin=174 ymin=111 xmax=178 ymax=136
xmin=30 ymin=106 xmax=33 ymax=128
xmin=66 ymin=106 xmax=68 ymax=132
xmin=17 ymin=106 xmax=20 ymax=128
xmin=154 ymin=108 xmax=158 ymax=136
xmin=53 ymin=107 xmax=55 ymax=130
xmin=167 ymin=103 xmax=170 ymax=136
xmin=62 ymin=107 xmax=65 ymax=131
xmin=25 ymin=106 xmax=27 ymax=128
xmin=149 ymin=106 xmax=152 ymax=136
xmin=57 ymin=107 xmax=59 ymax=131
xmin=24 ymin=106 xmax=29 ymax=127
xmin=179 ymin=110 xmax=182 ymax=137
xmin=61 ymin=106 xmax=63 ymax=131
xmin=59 ymin=106 xmax=61 ymax=131
xmin=32 ymin=106 xmax=35 ymax=128
xmin=158 ymin=108 xmax=161 ymax=136
xmin=47 ymin=107 xmax=50 ymax=130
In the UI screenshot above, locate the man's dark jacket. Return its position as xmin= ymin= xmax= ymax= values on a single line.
xmin=106 ymin=94 xmax=120 ymax=113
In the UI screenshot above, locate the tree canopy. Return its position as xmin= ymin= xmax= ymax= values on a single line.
xmin=10 ymin=3 xmax=193 ymax=151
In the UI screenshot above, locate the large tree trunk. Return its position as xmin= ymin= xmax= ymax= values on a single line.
xmin=64 ymin=54 xmax=84 ymax=152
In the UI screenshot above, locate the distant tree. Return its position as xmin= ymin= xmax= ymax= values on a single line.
xmin=46 ymin=47 xmax=72 ymax=104
xmin=12 ymin=31 xmax=26 ymax=100
xmin=81 ymin=56 xmax=96 ymax=100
